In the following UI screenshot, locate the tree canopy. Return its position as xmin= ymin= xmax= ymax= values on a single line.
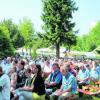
xmin=41 ymin=0 xmax=77 ymax=58
xmin=73 ymin=22 xmax=100 ymax=52
xmin=19 ymin=17 xmax=35 ymax=48
xmin=0 ymin=25 xmax=14 ymax=58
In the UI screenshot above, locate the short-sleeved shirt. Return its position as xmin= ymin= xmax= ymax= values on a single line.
xmin=90 ymin=69 xmax=99 ymax=80
xmin=62 ymin=72 xmax=77 ymax=94
xmin=1 ymin=63 xmax=12 ymax=74
xmin=49 ymin=70 xmax=62 ymax=84
xmin=78 ymin=68 xmax=90 ymax=84
xmin=0 ymin=74 xmax=10 ymax=100
xmin=43 ymin=65 xmax=51 ymax=73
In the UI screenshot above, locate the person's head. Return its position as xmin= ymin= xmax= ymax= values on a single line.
xmin=29 ymin=61 xmax=36 ymax=73
xmin=54 ymin=58 xmax=59 ymax=63
xmin=13 ymin=59 xmax=18 ymax=68
xmin=41 ymin=58 xmax=44 ymax=62
xmin=18 ymin=60 xmax=25 ymax=70
xmin=31 ymin=64 xmax=42 ymax=75
xmin=60 ymin=64 xmax=70 ymax=76
xmin=74 ymin=66 xmax=79 ymax=72
xmin=45 ymin=60 xmax=50 ymax=66
xmin=52 ymin=63 xmax=59 ymax=72
xmin=86 ymin=64 xmax=90 ymax=70
xmin=25 ymin=68 xmax=32 ymax=78
xmin=36 ymin=64 xmax=42 ymax=75
xmin=9 ymin=67 xmax=16 ymax=74
xmin=78 ymin=63 xmax=84 ymax=70
xmin=7 ymin=57 xmax=12 ymax=64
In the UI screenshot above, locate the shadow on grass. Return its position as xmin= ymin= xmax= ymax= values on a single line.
xmin=76 ymin=94 xmax=100 ymax=100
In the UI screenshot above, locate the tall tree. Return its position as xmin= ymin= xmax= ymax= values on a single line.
xmin=0 ymin=25 xmax=14 ymax=58
xmin=41 ymin=0 xmax=77 ymax=58
xmin=0 ymin=19 xmax=25 ymax=48
xmin=19 ymin=17 xmax=35 ymax=55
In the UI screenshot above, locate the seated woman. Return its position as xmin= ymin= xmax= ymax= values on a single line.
xmin=12 ymin=64 xmax=45 ymax=100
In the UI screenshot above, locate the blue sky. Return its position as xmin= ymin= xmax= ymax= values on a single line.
xmin=0 ymin=0 xmax=100 ymax=35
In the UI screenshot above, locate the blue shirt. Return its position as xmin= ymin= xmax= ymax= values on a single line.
xmin=62 ymin=72 xmax=77 ymax=94
xmin=90 ymin=69 xmax=99 ymax=80
xmin=96 ymin=66 xmax=100 ymax=80
xmin=0 ymin=74 xmax=10 ymax=100
xmin=96 ymin=66 xmax=100 ymax=75
xmin=78 ymin=68 xmax=90 ymax=84
xmin=49 ymin=70 xmax=62 ymax=84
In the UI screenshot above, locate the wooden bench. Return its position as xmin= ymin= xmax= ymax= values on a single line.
xmin=84 ymin=85 xmax=100 ymax=90
xmin=77 ymin=88 xmax=96 ymax=96
xmin=95 ymin=81 xmax=100 ymax=85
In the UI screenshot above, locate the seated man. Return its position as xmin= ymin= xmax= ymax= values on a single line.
xmin=77 ymin=63 xmax=90 ymax=97
xmin=90 ymin=67 xmax=99 ymax=82
xmin=45 ymin=63 xmax=62 ymax=94
xmin=50 ymin=64 xmax=77 ymax=100
xmin=0 ymin=66 xmax=10 ymax=100
xmin=89 ymin=61 xmax=99 ymax=82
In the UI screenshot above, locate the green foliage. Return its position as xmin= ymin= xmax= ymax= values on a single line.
xmin=12 ymin=32 xmax=25 ymax=48
xmin=19 ymin=17 xmax=35 ymax=48
xmin=31 ymin=33 xmax=49 ymax=58
xmin=73 ymin=22 xmax=100 ymax=52
xmin=41 ymin=0 xmax=77 ymax=58
xmin=0 ymin=25 xmax=15 ymax=58
xmin=0 ymin=19 xmax=25 ymax=48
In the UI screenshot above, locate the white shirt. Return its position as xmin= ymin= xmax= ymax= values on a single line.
xmin=0 ymin=74 xmax=10 ymax=100
xmin=43 ymin=64 xmax=51 ymax=73
xmin=3 ymin=63 xmax=12 ymax=74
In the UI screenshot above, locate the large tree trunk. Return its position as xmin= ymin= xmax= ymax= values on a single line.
xmin=26 ymin=48 xmax=27 ymax=54
xmin=56 ymin=43 xmax=60 ymax=58
xmin=30 ymin=48 xmax=31 ymax=56
xmin=68 ymin=45 xmax=71 ymax=52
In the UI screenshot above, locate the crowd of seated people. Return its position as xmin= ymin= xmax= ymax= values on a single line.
xmin=0 ymin=56 xmax=100 ymax=100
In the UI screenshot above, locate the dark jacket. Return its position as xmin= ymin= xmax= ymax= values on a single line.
xmin=33 ymin=75 xmax=46 ymax=95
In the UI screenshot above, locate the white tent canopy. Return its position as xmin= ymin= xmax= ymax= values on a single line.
xmin=36 ymin=47 xmax=66 ymax=57
xmin=36 ymin=48 xmax=53 ymax=55
xmin=84 ymin=52 xmax=96 ymax=58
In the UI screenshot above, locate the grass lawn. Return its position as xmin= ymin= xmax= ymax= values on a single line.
xmin=76 ymin=94 xmax=100 ymax=100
